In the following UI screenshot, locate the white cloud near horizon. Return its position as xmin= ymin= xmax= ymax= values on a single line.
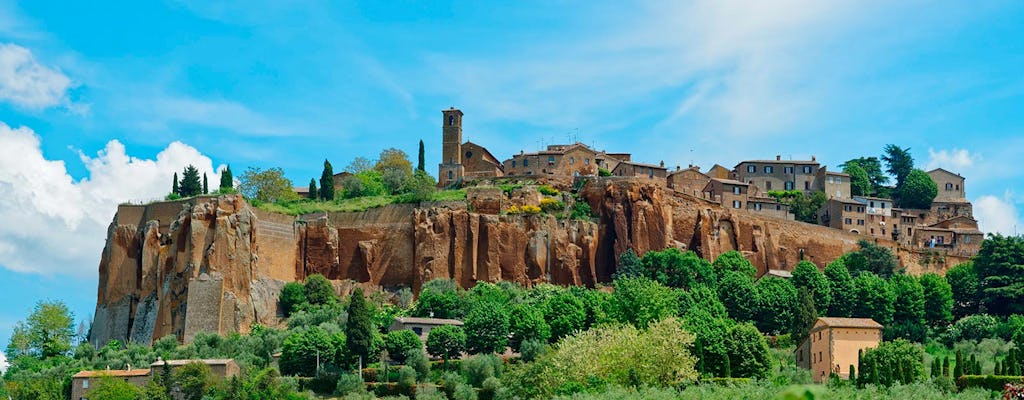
xmin=0 ymin=121 xmax=224 ymax=276
xmin=974 ymin=191 xmax=1022 ymax=236
xmin=0 ymin=42 xmax=80 ymax=111
xmin=927 ymin=148 xmax=977 ymax=171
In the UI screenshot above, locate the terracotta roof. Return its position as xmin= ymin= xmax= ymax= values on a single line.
xmin=392 ymin=317 xmax=464 ymax=326
xmin=709 ymin=178 xmax=749 ymax=186
xmin=927 ymin=167 xmax=962 ymax=178
xmin=767 ymin=269 xmax=793 ymax=278
xmin=736 ymin=159 xmax=819 ymax=166
xmin=825 ymin=171 xmax=850 ymax=177
xmin=150 ymin=359 xmax=236 ymax=367
xmin=817 ymin=317 xmax=883 ymax=329
xmin=74 ymin=369 xmax=152 ymax=378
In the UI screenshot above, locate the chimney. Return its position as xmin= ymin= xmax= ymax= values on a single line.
xmin=676 ymin=165 xmax=681 ymax=171
xmin=776 ymin=155 xmax=781 ymax=161
xmin=812 ymin=155 xmax=816 ymax=162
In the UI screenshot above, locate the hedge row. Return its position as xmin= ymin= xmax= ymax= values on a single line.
xmin=956 ymin=375 xmax=1024 ymax=391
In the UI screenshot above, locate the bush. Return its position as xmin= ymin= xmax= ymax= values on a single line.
xmin=519 ymin=339 xmax=547 ymax=363
xmin=956 ymin=375 xmax=1024 ymax=391
xmin=941 ymin=314 xmax=1000 ymax=345
xmin=463 ymin=354 xmax=504 ymax=387
xmin=384 ymin=330 xmax=422 ymax=364
xmin=396 ymin=366 xmax=417 ymax=395
xmin=540 ymin=197 xmax=564 ymax=212
xmin=538 ymin=185 xmax=560 ymax=196
xmin=570 ymin=199 xmax=593 ymax=220
xmin=480 ymin=377 xmax=503 ymax=400
xmin=336 ymin=373 xmax=366 ymax=396
xmin=304 ymin=274 xmax=335 ymax=306
xmin=405 ymin=348 xmax=430 ymax=382
xmin=279 ymin=282 xmax=307 ymax=317
xmin=598 ymin=167 xmax=612 ymax=177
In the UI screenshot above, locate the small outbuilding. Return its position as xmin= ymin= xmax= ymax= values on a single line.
xmin=796 ymin=317 xmax=883 ymax=383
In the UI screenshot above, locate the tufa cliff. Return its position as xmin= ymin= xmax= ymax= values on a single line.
xmin=90 ymin=179 xmax=966 ymax=346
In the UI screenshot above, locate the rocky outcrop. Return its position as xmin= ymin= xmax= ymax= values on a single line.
xmin=91 ymin=179 xmax=966 ymax=346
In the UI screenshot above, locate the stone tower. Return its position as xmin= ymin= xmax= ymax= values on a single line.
xmin=438 ymin=107 xmax=465 ymax=187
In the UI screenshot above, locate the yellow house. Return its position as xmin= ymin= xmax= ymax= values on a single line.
xmin=796 ymin=317 xmax=883 ymax=383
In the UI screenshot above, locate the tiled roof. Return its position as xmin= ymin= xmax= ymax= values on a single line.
xmin=150 ymin=359 xmax=236 ymax=367
xmin=737 ymin=159 xmax=819 ymax=165
xmin=709 ymin=178 xmax=749 ymax=186
xmin=74 ymin=369 xmax=151 ymax=378
xmin=817 ymin=317 xmax=883 ymax=329
xmin=393 ymin=317 xmax=464 ymax=326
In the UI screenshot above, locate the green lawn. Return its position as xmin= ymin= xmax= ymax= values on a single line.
xmin=256 ymin=190 xmax=466 ymax=216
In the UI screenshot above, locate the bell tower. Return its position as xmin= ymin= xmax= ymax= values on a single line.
xmin=439 ymin=107 xmax=465 ymax=187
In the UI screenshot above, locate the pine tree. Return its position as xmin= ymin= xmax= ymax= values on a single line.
xmin=220 ymin=165 xmax=233 ymax=190
xmin=172 ymin=172 xmax=179 ymax=194
xmin=308 ymin=178 xmax=318 ymax=200
xmin=345 ymin=287 xmax=374 ymax=368
xmin=319 ymin=159 xmax=335 ymax=200
xmin=179 ymin=165 xmax=202 ymax=197
xmin=954 ymin=350 xmax=964 ymax=378
xmin=417 ymin=139 xmax=426 ymax=172
xmin=203 ymin=173 xmax=208 ymax=194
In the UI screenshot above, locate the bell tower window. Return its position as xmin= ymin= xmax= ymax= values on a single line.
xmin=448 ymin=171 xmax=453 ymax=180
xmin=448 ymin=115 xmax=454 ymax=126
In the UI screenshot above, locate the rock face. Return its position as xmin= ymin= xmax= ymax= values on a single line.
xmin=91 ymin=179 xmax=966 ymax=346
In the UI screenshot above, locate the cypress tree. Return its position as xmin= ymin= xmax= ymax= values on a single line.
xmin=345 ymin=287 xmax=374 ymax=368
xmin=319 ymin=159 xmax=335 ymax=200
xmin=942 ymin=356 xmax=950 ymax=377
xmin=996 ymin=360 xmax=1002 ymax=376
xmin=893 ymin=359 xmax=902 ymax=385
xmin=417 ymin=139 xmax=425 ymax=172
xmin=308 ymin=178 xmax=318 ymax=200
xmin=969 ymin=354 xmax=978 ymax=375
xmin=172 ymin=172 xmax=179 ymax=194
xmin=203 ymin=173 xmax=208 ymax=194
xmin=954 ymin=350 xmax=963 ymax=378
xmin=722 ymin=354 xmax=732 ymax=378
xmin=1010 ymin=350 xmax=1020 ymax=375
xmin=871 ymin=357 xmax=880 ymax=386
xmin=220 ymin=165 xmax=233 ymax=190
xmin=850 ymin=364 xmax=856 ymax=382
xmin=179 ymin=165 xmax=202 ymax=197
xmin=931 ymin=358 xmax=939 ymax=377
xmin=695 ymin=339 xmax=705 ymax=375
xmin=857 ymin=349 xmax=864 ymax=386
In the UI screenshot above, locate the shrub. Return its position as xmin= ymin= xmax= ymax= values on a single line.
xmin=570 ymin=199 xmax=593 ymax=220
xmin=956 ymin=375 xmax=1024 ymax=391
xmin=384 ymin=330 xmax=422 ymax=364
xmin=598 ymin=167 xmax=612 ymax=177
xmin=336 ymin=373 xmax=366 ymax=396
xmin=405 ymin=348 xmax=430 ymax=382
xmin=519 ymin=339 xmax=547 ymax=363
xmin=540 ymin=197 xmax=564 ymax=212
xmin=396 ymin=366 xmax=417 ymax=396
xmin=279 ymin=282 xmax=307 ymax=317
xmin=480 ymin=377 xmax=503 ymax=400
xmin=538 ymin=185 xmax=560 ymax=196
xmin=463 ymin=354 xmax=504 ymax=387
xmin=521 ymin=204 xmax=542 ymax=214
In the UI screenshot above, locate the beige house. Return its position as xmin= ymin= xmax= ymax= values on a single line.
xmin=747 ymin=196 xmax=793 ymax=220
xmin=735 ymin=156 xmax=821 ymax=194
xmin=72 ymin=368 xmax=152 ymax=400
xmin=815 ymin=168 xmax=852 ymax=199
xmin=706 ymin=164 xmax=733 ymax=180
xmin=503 ymin=143 xmax=626 ymax=179
xmin=852 ymin=196 xmax=893 ymax=239
xmin=928 ymin=168 xmax=966 ymax=202
xmin=796 ymin=317 xmax=883 ymax=383
xmin=818 ymin=198 xmax=866 ymax=233
xmin=703 ymin=178 xmax=750 ymax=210
xmin=150 ymin=358 xmax=241 ymax=380
xmin=667 ymin=166 xmax=711 ymax=195
xmin=612 ymin=160 xmax=668 ymax=181
xmin=390 ymin=317 xmax=464 ymax=344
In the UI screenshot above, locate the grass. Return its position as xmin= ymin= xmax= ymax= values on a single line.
xmin=255 ymin=190 xmax=467 ymax=216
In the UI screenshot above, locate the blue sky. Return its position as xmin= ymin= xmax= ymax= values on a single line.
xmin=1 ymin=0 xmax=1023 ymax=357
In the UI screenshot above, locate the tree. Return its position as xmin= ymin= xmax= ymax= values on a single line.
xmin=89 ymin=375 xmax=144 ymax=400
xmin=887 ymin=274 xmax=926 ymax=342
xmin=279 ymin=327 xmax=342 ymax=376
xmin=219 ymin=165 xmax=233 ymax=191
xmin=7 ymin=300 xmax=74 ymax=359
xmin=384 ymin=330 xmax=422 ymax=364
xmin=307 ymin=178 xmax=318 ymax=200
xmin=843 ymin=240 xmax=898 ymax=277
xmin=895 ymin=169 xmax=937 ymax=209
xmin=465 ymin=301 xmax=510 ymax=354
xmin=417 ymin=139 xmax=426 ymax=172
xmin=713 ymin=250 xmax=757 ymax=278
xmin=176 ymin=362 xmax=214 ymax=400
xmin=613 ymin=249 xmax=643 ymax=279
xmin=508 ymin=304 xmax=551 ymax=352
xmin=768 ymin=190 xmax=827 ymax=224
xmin=919 ymin=273 xmax=954 ymax=327
xmin=852 ymin=272 xmax=895 ymax=326
xmin=319 ymin=159 xmax=335 ymax=200
xmin=792 ymin=261 xmax=831 ymax=312
xmin=718 ymin=270 xmax=757 ymax=322
xmin=752 ymin=277 xmax=797 ymax=335
xmin=946 ymin=262 xmax=980 ymax=319
xmin=824 ymin=259 xmax=856 ymax=317
xmin=882 ymin=144 xmax=914 ymax=189
xmin=544 ymin=291 xmax=586 ymax=342
xmin=725 ymin=323 xmax=772 ymax=379
xmin=179 ymin=165 xmax=202 ymax=197
xmin=303 ymin=274 xmax=335 ymax=306
xmin=412 ymin=279 xmax=465 ymax=319
xmin=792 ymin=287 xmax=818 ymax=342
xmin=426 ymin=325 xmax=467 ymax=365
xmin=345 ymin=288 xmax=375 ymax=367
xmin=973 ymin=235 xmax=1024 ymax=316
xmin=238 ymin=166 xmax=298 ymax=203
xmin=842 ymin=157 xmax=888 ymax=196
xmin=346 ymin=157 xmax=373 ymax=174
xmin=639 ymin=248 xmax=715 ymax=290
xmin=172 ymin=172 xmax=179 ymax=195
xmin=860 ymin=339 xmax=923 ymax=386
xmin=401 ymin=170 xmax=437 ymax=201
xmin=202 ymin=173 xmax=208 ymax=194
xmin=842 ymin=163 xmax=870 ymax=197
xmin=279 ymin=282 xmax=307 ymax=317
xmin=375 ymin=148 xmax=413 ymax=194
xmin=610 ymin=277 xmax=678 ymax=329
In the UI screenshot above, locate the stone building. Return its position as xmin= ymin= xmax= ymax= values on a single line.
xmin=735 ymin=155 xmax=820 ymax=194
xmin=818 ymin=197 xmax=867 ymax=233
xmin=703 ymin=178 xmax=751 ymax=210
xmin=666 ymin=166 xmax=711 ymax=195
xmin=72 ymin=368 xmax=152 ymax=400
xmin=390 ymin=317 xmax=465 ymax=345
xmin=852 ymin=196 xmax=893 ymax=239
xmin=438 ymin=108 xmax=504 ymax=187
xmin=797 ymin=317 xmax=883 ymax=383
xmin=706 ymin=164 xmax=733 ymax=180
xmin=747 ymin=195 xmax=794 ymax=220
xmin=503 ymin=142 xmax=626 ymax=179
xmin=150 ymin=358 xmax=241 ymax=380
xmin=913 ymin=215 xmax=984 ymax=254
xmin=815 ymin=168 xmax=852 ymax=199
xmin=929 ymin=168 xmax=966 ymax=202
xmin=612 ymin=160 xmax=668 ymax=181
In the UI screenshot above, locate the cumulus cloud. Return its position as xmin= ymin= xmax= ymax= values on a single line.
xmin=0 ymin=43 xmax=78 ymax=111
xmin=927 ymin=148 xmax=978 ymax=171
xmin=0 ymin=121 xmax=224 ymax=276
xmin=974 ymin=192 xmax=1023 ymax=236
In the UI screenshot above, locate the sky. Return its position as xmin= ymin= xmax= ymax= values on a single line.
xmin=1 ymin=0 xmax=1023 ymax=352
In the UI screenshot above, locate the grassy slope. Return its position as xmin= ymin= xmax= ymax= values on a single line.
xmin=255 ymin=189 xmax=467 ymax=216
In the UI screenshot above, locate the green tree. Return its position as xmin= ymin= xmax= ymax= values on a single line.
xmin=172 ymin=172 xmax=179 ymax=195
xmin=973 ymin=234 xmax=1024 ymax=316
xmin=401 ymin=169 xmax=437 ymax=201
xmin=176 ymin=362 xmax=214 ymax=400
xmin=384 ymin=330 xmax=422 ymax=364
xmin=219 ymin=165 xmax=233 ymax=190
xmin=824 ymin=259 xmax=856 ymax=317
xmin=713 ymin=250 xmax=757 ymax=278
xmin=237 ymin=166 xmax=298 ymax=203
xmin=792 ymin=287 xmax=818 ymax=342
xmin=279 ymin=327 xmax=342 ymax=376
xmin=852 ymin=272 xmax=895 ymax=326
xmin=882 ymin=144 xmax=914 ymax=189
xmin=946 ymin=262 xmax=980 ymax=319
xmin=887 ymin=274 xmax=926 ymax=342
xmin=412 ymin=279 xmax=465 ymax=319
xmin=345 ymin=288 xmax=375 ymax=367
xmin=842 ymin=157 xmax=888 ymax=196
xmin=843 ymin=163 xmax=870 ymax=196
xmin=718 ymin=270 xmax=756 ymax=322
xmin=374 ymin=148 xmax=414 ymax=194
xmin=417 ymin=139 xmax=426 ymax=172
xmin=307 ymin=178 xmax=317 ymax=200
xmin=752 ymin=277 xmax=797 ymax=335
xmin=426 ymin=325 xmax=467 ymax=365
xmin=639 ymin=248 xmax=715 ymax=290
xmin=613 ymin=249 xmax=643 ymax=279
xmin=843 ymin=239 xmax=898 ymax=277
xmin=7 ymin=300 xmax=74 ymax=359
xmin=319 ymin=159 xmax=335 ymax=200
xmin=725 ymin=322 xmax=772 ymax=379
xmin=88 ymin=375 xmax=144 ymax=400
xmin=178 ymin=165 xmax=203 ymax=197
xmin=465 ymin=301 xmax=510 ymax=354
xmin=544 ymin=291 xmax=586 ymax=342
xmin=919 ymin=273 xmax=954 ymax=327
xmin=508 ymin=304 xmax=551 ymax=352
xmin=303 ymin=274 xmax=335 ymax=306
xmin=768 ymin=190 xmax=827 ymax=224
xmin=202 ymin=173 xmax=208 ymax=194
xmin=610 ymin=277 xmax=678 ymax=329
xmin=895 ymin=169 xmax=938 ymax=209
xmin=279 ymin=281 xmax=308 ymax=317
xmin=860 ymin=339 xmax=923 ymax=386
xmin=791 ymin=260 xmax=831 ymax=312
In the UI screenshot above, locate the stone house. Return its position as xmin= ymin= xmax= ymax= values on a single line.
xmin=706 ymin=164 xmax=733 ymax=180
xmin=852 ymin=196 xmax=893 ymax=239
xmin=815 ymin=167 xmax=852 ymax=199
xmin=438 ymin=108 xmax=505 ymax=187
xmin=612 ymin=160 xmax=668 ymax=181
xmin=390 ymin=317 xmax=465 ymax=344
xmin=666 ymin=166 xmax=711 ymax=195
xmin=747 ymin=195 xmax=794 ymax=220
xmin=818 ymin=198 xmax=867 ymax=233
xmin=735 ymin=155 xmax=821 ymax=194
xmin=928 ymin=168 xmax=966 ymax=202
xmin=149 ymin=358 xmax=241 ymax=381
xmin=796 ymin=317 xmax=883 ymax=383
xmin=72 ymin=368 xmax=152 ymax=400
xmin=913 ymin=215 xmax=984 ymax=253
xmin=703 ymin=178 xmax=750 ymax=210
xmin=503 ymin=143 xmax=626 ymax=179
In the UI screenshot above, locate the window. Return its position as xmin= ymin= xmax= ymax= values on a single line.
xmin=585 ymin=158 xmax=590 ymax=165
xmin=827 ymin=176 xmax=834 ymax=184
xmin=447 ymin=171 xmax=453 ymax=180
xmin=524 ymin=159 xmax=529 ymax=167
xmin=465 ymin=151 xmax=473 ymax=159
xmin=803 ymin=166 xmax=813 ymax=174
xmin=776 ymin=204 xmax=782 ymax=210
xmin=766 ymin=181 xmax=772 ymax=190
xmin=844 ymin=205 xmax=852 ymax=212
xmin=804 ymin=181 xmax=810 ymax=190
xmin=570 ymin=156 xmax=575 ymax=164
xmin=784 ymin=166 xmax=794 ymax=174
xmin=858 ymin=206 xmax=865 ymax=212
xmin=857 ymin=219 xmax=865 ymax=225
xmin=412 ymin=327 xmax=423 ymax=335
xmin=448 ymin=115 xmax=454 ymax=126
xmin=747 ymin=165 xmax=756 ymax=173
xmin=871 ymin=228 xmax=875 ymax=234
xmin=754 ymin=203 xmax=762 ymax=211
xmin=548 ymin=156 xmax=555 ymax=164
xmin=733 ymin=186 xmax=741 ymax=195
xmin=881 ymin=202 xmax=887 ymax=209
xmin=512 ymin=160 xmax=516 ymax=167
xmin=82 ymin=379 xmax=89 ymax=389
xmin=870 ymin=201 xmax=875 ymax=208
xmin=785 ymin=181 xmax=794 ymax=190
xmin=946 ymin=183 xmax=953 ymax=190
xmin=765 ymin=166 xmax=774 ymax=173
xmin=956 ymin=184 xmax=960 ymax=191
xmin=733 ymin=200 xmax=741 ymax=209
xmin=845 ymin=218 xmax=852 ymax=225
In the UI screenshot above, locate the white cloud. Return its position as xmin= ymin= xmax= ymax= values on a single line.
xmin=927 ymin=148 xmax=977 ymax=171
xmin=974 ymin=192 xmax=1023 ymax=236
xmin=0 ymin=121 xmax=224 ymax=276
xmin=0 ymin=43 xmax=78 ymax=111
xmin=0 ymin=350 xmax=7 ymax=373
xmin=120 ymin=95 xmax=299 ymax=137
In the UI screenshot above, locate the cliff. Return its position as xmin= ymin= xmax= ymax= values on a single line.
xmin=90 ymin=179 xmax=967 ymax=346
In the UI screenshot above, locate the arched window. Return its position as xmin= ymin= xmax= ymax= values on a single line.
xmin=448 ymin=171 xmax=453 ymax=180
xmin=448 ymin=115 xmax=454 ymax=126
